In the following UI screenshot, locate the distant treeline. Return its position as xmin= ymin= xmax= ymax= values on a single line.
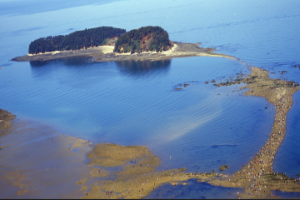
xmin=114 ymin=26 xmax=173 ymax=53
xmin=28 ymin=27 xmax=126 ymax=54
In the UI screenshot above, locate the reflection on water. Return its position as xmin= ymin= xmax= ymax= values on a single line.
xmin=30 ymin=57 xmax=171 ymax=79
xmin=30 ymin=56 xmax=92 ymax=68
xmin=115 ymin=59 xmax=171 ymax=78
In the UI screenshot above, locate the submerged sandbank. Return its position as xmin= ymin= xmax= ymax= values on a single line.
xmin=0 ymin=117 xmax=92 ymax=198
xmin=0 ymin=115 xmax=220 ymax=199
xmin=11 ymin=42 xmax=237 ymax=63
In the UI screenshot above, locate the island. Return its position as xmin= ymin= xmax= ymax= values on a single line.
xmin=28 ymin=26 xmax=126 ymax=54
xmin=12 ymin=26 xmax=236 ymax=62
xmin=5 ymin=25 xmax=300 ymax=199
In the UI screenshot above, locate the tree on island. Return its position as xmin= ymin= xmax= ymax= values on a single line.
xmin=114 ymin=26 xmax=173 ymax=54
xmin=28 ymin=26 xmax=126 ymax=54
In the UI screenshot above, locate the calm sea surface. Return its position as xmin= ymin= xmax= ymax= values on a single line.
xmin=1 ymin=0 xmax=300 ymax=198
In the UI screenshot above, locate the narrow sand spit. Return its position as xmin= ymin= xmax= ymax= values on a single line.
xmin=210 ymin=67 xmax=300 ymax=198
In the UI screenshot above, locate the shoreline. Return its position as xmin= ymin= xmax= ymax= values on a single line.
xmin=0 ymin=117 xmax=93 ymax=198
xmin=208 ymin=67 xmax=300 ymax=198
xmin=2 ymin=64 xmax=300 ymax=198
xmin=11 ymin=42 xmax=237 ymax=63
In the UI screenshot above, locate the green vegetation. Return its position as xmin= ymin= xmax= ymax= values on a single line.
xmin=114 ymin=26 xmax=173 ymax=53
xmin=28 ymin=26 xmax=126 ymax=54
xmin=28 ymin=26 xmax=173 ymax=55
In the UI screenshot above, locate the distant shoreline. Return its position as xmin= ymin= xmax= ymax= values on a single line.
xmin=12 ymin=42 xmax=237 ymax=63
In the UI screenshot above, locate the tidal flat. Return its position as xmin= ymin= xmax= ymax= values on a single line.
xmin=1 ymin=66 xmax=300 ymax=199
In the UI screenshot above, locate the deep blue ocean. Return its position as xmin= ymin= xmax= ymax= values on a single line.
xmin=1 ymin=0 xmax=300 ymax=198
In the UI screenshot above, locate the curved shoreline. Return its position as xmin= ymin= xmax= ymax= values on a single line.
xmin=3 ymin=55 xmax=300 ymax=198
xmin=11 ymin=42 xmax=237 ymax=63
xmin=208 ymin=67 xmax=300 ymax=198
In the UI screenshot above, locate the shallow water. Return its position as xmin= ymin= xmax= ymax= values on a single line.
xmin=273 ymin=190 xmax=300 ymax=199
xmin=0 ymin=55 xmax=275 ymax=174
xmin=144 ymin=180 xmax=243 ymax=199
xmin=1 ymin=0 xmax=300 ymax=197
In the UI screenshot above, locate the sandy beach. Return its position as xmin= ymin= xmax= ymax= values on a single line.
xmin=11 ymin=42 xmax=237 ymax=63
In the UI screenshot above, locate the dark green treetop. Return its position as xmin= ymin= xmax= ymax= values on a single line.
xmin=114 ymin=26 xmax=173 ymax=53
xmin=28 ymin=26 xmax=126 ymax=54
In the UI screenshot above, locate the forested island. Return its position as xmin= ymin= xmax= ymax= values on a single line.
xmin=28 ymin=26 xmax=126 ymax=54
xmin=12 ymin=26 xmax=235 ymax=62
xmin=114 ymin=26 xmax=173 ymax=53
xmin=28 ymin=26 xmax=173 ymax=55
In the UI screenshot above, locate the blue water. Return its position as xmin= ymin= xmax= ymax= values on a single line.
xmin=273 ymin=190 xmax=300 ymax=199
xmin=1 ymin=0 xmax=300 ymax=197
xmin=144 ymin=180 xmax=243 ymax=199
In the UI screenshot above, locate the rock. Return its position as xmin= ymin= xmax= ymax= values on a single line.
xmin=219 ymin=165 xmax=229 ymax=171
xmin=205 ymin=81 xmax=209 ymax=84
xmin=179 ymin=167 xmax=187 ymax=172
xmin=0 ymin=120 xmax=12 ymax=129
xmin=0 ymin=109 xmax=16 ymax=121
xmin=183 ymin=84 xmax=190 ymax=87
xmin=280 ymin=71 xmax=287 ymax=75
xmin=175 ymin=88 xmax=183 ymax=91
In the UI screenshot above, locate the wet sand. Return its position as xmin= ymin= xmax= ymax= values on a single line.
xmin=0 ymin=118 xmax=92 ymax=198
xmin=11 ymin=42 xmax=236 ymax=63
